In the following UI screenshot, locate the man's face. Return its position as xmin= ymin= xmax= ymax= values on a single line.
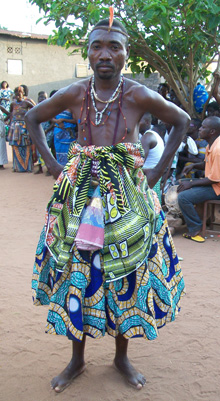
xmin=139 ymin=116 xmax=151 ymax=134
xmin=38 ymin=94 xmax=47 ymax=103
xmin=158 ymin=85 xmax=168 ymax=98
xmin=187 ymin=120 xmax=199 ymax=139
xmin=88 ymin=28 xmax=128 ymax=79
xmin=199 ymin=119 xmax=211 ymax=140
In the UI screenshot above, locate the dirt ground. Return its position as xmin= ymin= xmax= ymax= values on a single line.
xmin=1 ymin=146 xmax=220 ymax=401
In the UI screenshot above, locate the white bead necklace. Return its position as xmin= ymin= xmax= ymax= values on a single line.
xmin=90 ymin=75 xmax=123 ymax=125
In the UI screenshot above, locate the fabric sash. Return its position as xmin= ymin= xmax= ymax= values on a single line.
xmin=45 ymin=142 xmax=156 ymax=282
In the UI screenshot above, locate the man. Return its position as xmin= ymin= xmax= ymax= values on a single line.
xmin=177 ymin=118 xmax=205 ymax=178
xmin=206 ymin=101 xmax=220 ymax=118
xmin=25 ymin=19 xmax=190 ymax=393
xmin=139 ymin=112 xmax=164 ymax=201
xmin=178 ymin=116 xmax=220 ymax=242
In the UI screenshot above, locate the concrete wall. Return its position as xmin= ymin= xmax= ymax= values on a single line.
xmin=0 ymin=32 xmax=160 ymax=103
xmin=0 ymin=34 xmax=90 ymax=102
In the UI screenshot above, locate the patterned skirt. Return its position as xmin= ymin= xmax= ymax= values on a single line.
xmin=32 ymin=210 xmax=185 ymax=341
xmin=12 ymin=145 xmax=33 ymax=172
xmin=32 ymin=142 xmax=185 ymax=341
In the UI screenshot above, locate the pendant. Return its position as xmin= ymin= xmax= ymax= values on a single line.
xmin=95 ymin=112 xmax=103 ymax=125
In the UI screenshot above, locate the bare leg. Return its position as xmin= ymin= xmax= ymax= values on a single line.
xmin=114 ymin=333 xmax=146 ymax=390
xmin=51 ymin=335 xmax=86 ymax=393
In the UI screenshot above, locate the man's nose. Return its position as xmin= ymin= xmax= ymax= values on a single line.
xmin=99 ymin=47 xmax=112 ymax=60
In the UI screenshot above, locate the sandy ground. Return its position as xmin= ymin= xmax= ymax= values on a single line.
xmin=1 ymin=145 xmax=220 ymax=401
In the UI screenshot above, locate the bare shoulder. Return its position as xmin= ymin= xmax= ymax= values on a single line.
xmin=57 ymin=78 xmax=90 ymax=103
xmin=124 ymin=78 xmax=159 ymax=106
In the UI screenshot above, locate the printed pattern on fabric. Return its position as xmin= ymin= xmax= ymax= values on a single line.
xmin=45 ymin=142 xmax=155 ymax=282
xmin=8 ymin=114 xmax=33 ymax=172
xmin=32 ymin=210 xmax=185 ymax=341
xmin=54 ymin=110 xmax=77 ymax=166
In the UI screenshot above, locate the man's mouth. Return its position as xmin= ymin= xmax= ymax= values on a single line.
xmin=97 ymin=64 xmax=113 ymax=71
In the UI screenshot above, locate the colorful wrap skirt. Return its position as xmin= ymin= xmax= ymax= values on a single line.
xmin=32 ymin=142 xmax=185 ymax=341
xmin=8 ymin=119 xmax=33 ymax=172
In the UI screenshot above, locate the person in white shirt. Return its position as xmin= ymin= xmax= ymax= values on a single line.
xmin=139 ymin=112 xmax=165 ymax=200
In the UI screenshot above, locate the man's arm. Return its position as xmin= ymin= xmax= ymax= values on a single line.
xmin=177 ymin=177 xmax=217 ymax=193
xmin=136 ymin=86 xmax=190 ymax=187
xmin=0 ymin=105 xmax=9 ymax=116
xmin=140 ymin=132 xmax=157 ymax=158
xmin=25 ymin=85 xmax=79 ymax=178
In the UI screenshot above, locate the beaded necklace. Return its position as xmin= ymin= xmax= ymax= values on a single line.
xmin=90 ymin=75 xmax=124 ymax=125
xmin=91 ymin=75 xmax=123 ymax=104
xmin=78 ymin=77 xmax=128 ymax=146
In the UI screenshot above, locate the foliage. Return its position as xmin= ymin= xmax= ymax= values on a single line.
xmin=30 ymin=0 xmax=220 ymax=116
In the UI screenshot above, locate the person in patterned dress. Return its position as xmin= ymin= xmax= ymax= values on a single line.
xmin=8 ymin=86 xmax=34 ymax=172
xmin=26 ymin=18 xmax=190 ymax=393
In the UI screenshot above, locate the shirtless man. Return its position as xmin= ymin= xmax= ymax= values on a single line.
xmin=26 ymin=18 xmax=190 ymax=393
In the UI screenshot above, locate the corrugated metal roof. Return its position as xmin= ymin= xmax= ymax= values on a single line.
xmin=0 ymin=29 xmax=49 ymax=40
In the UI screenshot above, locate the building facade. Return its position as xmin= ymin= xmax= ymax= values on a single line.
xmin=0 ymin=29 xmax=160 ymax=102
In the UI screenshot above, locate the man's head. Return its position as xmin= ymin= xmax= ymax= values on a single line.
xmin=187 ymin=118 xmax=202 ymax=140
xmin=199 ymin=116 xmax=220 ymax=143
xmin=139 ymin=112 xmax=152 ymax=135
xmin=88 ymin=19 xmax=129 ymax=79
xmin=38 ymin=91 xmax=48 ymax=103
xmin=206 ymin=101 xmax=220 ymax=117
xmin=158 ymin=83 xmax=170 ymax=99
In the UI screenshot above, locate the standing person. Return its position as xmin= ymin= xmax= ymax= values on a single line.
xmin=21 ymin=84 xmax=36 ymax=106
xmin=26 ymin=18 xmax=190 ymax=393
xmin=0 ymin=81 xmax=14 ymax=112
xmin=53 ymin=109 xmax=77 ymax=166
xmin=0 ymin=81 xmax=14 ymax=141
xmin=0 ymin=105 xmax=9 ymax=169
xmin=8 ymin=86 xmax=34 ymax=172
xmin=34 ymin=91 xmax=55 ymax=174
xmin=178 ymin=116 xmax=220 ymax=242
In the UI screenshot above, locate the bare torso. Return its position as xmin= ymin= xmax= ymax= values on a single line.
xmin=58 ymin=78 xmax=146 ymax=147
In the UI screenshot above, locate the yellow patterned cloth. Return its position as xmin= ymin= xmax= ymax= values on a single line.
xmin=32 ymin=211 xmax=185 ymax=341
xmin=45 ymin=142 xmax=155 ymax=281
xmin=32 ymin=142 xmax=185 ymax=341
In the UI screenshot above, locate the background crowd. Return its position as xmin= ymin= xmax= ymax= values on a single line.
xmin=1 ymin=75 xmax=220 ymax=239
xmin=0 ymin=81 xmax=78 ymax=174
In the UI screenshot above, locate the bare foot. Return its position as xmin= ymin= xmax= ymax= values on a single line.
xmin=114 ymin=356 xmax=146 ymax=389
xmin=51 ymin=359 xmax=86 ymax=393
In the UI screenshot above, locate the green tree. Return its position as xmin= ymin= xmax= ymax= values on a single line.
xmin=30 ymin=0 xmax=220 ymax=116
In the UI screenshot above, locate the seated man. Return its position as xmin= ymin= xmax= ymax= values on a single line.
xmin=177 ymin=118 xmax=207 ymax=179
xmin=177 ymin=116 xmax=220 ymax=242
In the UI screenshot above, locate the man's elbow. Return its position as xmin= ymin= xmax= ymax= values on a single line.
xmin=177 ymin=111 xmax=191 ymax=134
xmin=182 ymin=111 xmax=191 ymax=128
xmin=25 ymin=107 xmax=38 ymax=128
